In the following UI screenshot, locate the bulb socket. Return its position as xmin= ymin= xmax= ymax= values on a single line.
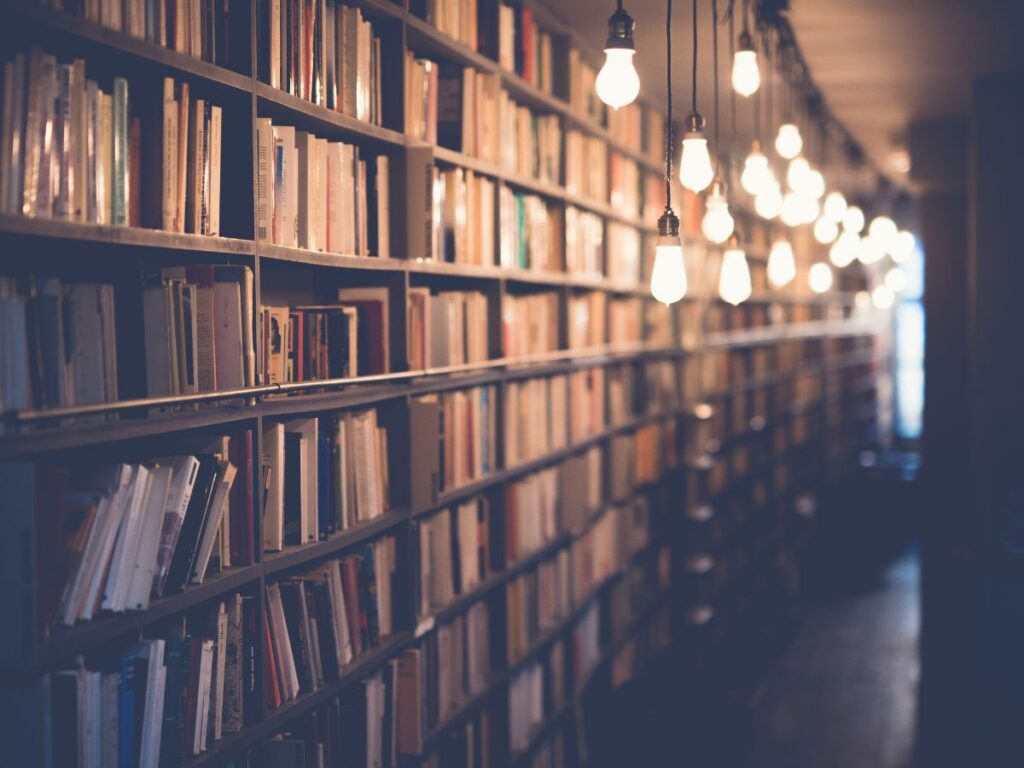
xmin=605 ymin=7 xmax=635 ymax=50
xmin=684 ymin=111 xmax=706 ymax=139
xmin=658 ymin=208 xmax=681 ymax=237
xmin=737 ymin=30 xmax=756 ymax=54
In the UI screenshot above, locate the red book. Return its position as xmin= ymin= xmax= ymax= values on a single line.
xmin=521 ymin=8 xmax=534 ymax=84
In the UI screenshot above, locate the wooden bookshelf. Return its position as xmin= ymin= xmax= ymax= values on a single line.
xmin=0 ymin=0 xmax=887 ymax=765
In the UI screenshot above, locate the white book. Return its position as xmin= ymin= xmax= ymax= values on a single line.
xmin=161 ymin=78 xmax=178 ymax=231
xmin=100 ymin=672 xmax=119 ymax=767
xmin=315 ymin=137 xmax=328 ymax=252
xmin=82 ymin=670 xmax=102 ymax=768
xmin=191 ymin=461 xmax=237 ymax=583
xmin=327 ymin=560 xmax=353 ymax=665
xmin=271 ymin=125 xmax=295 ymax=247
xmin=212 ymin=602 xmax=228 ymax=741
xmin=208 ymin=105 xmax=222 ymax=236
xmin=102 ymin=465 xmax=153 ymax=612
xmin=151 ymin=455 xmax=200 ymax=596
xmin=326 ymin=141 xmax=344 ymax=254
xmin=295 ymin=131 xmax=316 ymax=251
xmin=255 ymin=118 xmax=274 ymax=242
xmin=194 ymin=639 xmax=214 ymax=754
xmin=262 ymin=423 xmax=285 ymax=551
xmin=127 ymin=465 xmax=173 ymax=610
xmin=284 ymin=418 xmax=318 ymax=544
xmin=76 ymin=464 xmax=134 ymax=621
xmin=138 ymin=639 xmax=166 ymax=768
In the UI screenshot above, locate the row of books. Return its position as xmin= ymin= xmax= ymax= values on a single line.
xmin=501 ymin=292 xmax=558 ymax=358
xmin=143 ymin=265 xmax=256 ymax=397
xmin=504 ymin=375 xmax=568 ymax=468
xmin=405 ymin=57 xmax=501 ymax=164
xmin=1 ymin=52 xmax=223 ymax=234
xmin=506 ymin=550 xmax=570 ymax=664
xmin=45 ymin=593 xmax=258 ymax=767
xmin=256 ymin=118 xmax=390 ymax=257
xmin=564 ymin=130 xmax=607 ymax=203
xmin=568 ymin=367 xmax=607 ymax=443
xmin=408 ymin=287 xmax=489 ymax=370
xmin=414 ymin=0 xmax=484 ymax=51
xmin=397 ymin=601 xmax=491 ymax=750
xmin=259 ymin=0 xmax=383 ymax=125
xmin=567 ymin=49 xmax=602 ymax=125
xmin=498 ymin=187 xmax=560 ymax=272
xmin=419 ymin=706 xmax=495 ymax=768
xmin=497 ymin=1 xmax=554 ymax=93
xmin=499 ymin=92 xmax=560 ymax=184
xmin=565 ymin=207 xmax=603 ymax=278
xmin=607 ymin=222 xmax=642 ymax=286
xmin=0 ymin=276 xmax=116 ymax=413
xmin=431 ymin=167 xmax=496 ymax=266
xmin=20 ymin=433 xmax=253 ymax=638
xmin=259 ymin=286 xmax=391 ymax=384
xmin=609 ymin=153 xmax=641 ymax=220
xmin=610 ymin=296 xmax=644 ymax=345
xmin=43 ymin=0 xmax=242 ymax=67
xmin=508 ymin=644 xmax=564 ymax=756
xmin=416 ymin=496 xmax=492 ymax=620
xmin=568 ymin=292 xmax=607 ymax=351
xmin=503 ymin=466 xmax=559 ymax=564
xmin=264 ymin=537 xmax=397 ymax=707
xmin=261 ymin=410 xmax=391 ymax=552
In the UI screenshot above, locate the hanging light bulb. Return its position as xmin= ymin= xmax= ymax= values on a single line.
xmin=872 ymin=284 xmax=895 ymax=309
xmin=806 ymin=170 xmax=825 ymax=199
xmin=842 ymin=205 xmax=865 ymax=234
xmin=808 ymin=262 xmax=833 ymax=293
xmin=595 ymin=2 xmax=640 ymax=109
xmin=786 ymin=157 xmax=811 ymax=192
xmin=885 ymin=266 xmax=908 ymax=292
xmin=830 ymin=231 xmax=859 ymax=267
xmin=701 ymin=181 xmax=734 ymax=244
xmin=719 ymin=237 xmax=752 ymax=305
xmin=755 ymin=180 xmax=783 ymax=219
xmin=854 ymin=290 xmax=872 ymax=312
xmin=681 ymin=113 xmax=714 ymax=192
xmin=781 ymin=192 xmax=803 ymax=226
xmin=732 ymin=30 xmax=760 ymax=96
xmin=650 ymin=0 xmax=687 ymax=305
xmin=868 ymin=215 xmax=898 ymax=253
xmin=823 ymin=191 xmax=847 ymax=222
xmin=797 ymin=194 xmax=820 ymax=224
xmin=741 ymin=142 xmax=770 ymax=195
xmin=891 ymin=230 xmax=915 ymax=263
xmin=767 ymin=237 xmax=796 ymax=287
xmin=858 ymin=234 xmax=885 ymax=264
xmin=775 ymin=123 xmax=803 ymax=159
xmin=813 ymin=216 xmax=839 ymax=244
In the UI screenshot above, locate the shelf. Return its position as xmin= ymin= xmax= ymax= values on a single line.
xmin=264 ymin=510 xmax=410 ymax=576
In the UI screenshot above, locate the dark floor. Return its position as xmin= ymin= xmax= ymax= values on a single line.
xmin=744 ymin=551 xmax=919 ymax=768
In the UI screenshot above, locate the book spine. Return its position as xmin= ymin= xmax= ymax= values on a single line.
xmin=111 ymin=77 xmax=129 ymax=226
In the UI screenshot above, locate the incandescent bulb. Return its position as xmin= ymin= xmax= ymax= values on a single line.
xmin=854 ymin=290 xmax=872 ymax=312
xmin=650 ymin=236 xmax=687 ymax=305
xmin=719 ymin=247 xmax=752 ymax=306
xmin=797 ymin=194 xmax=820 ymax=224
xmin=808 ymin=262 xmax=833 ymax=293
xmin=858 ymin=234 xmax=885 ymax=264
xmin=830 ymin=231 xmax=859 ymax=267
xmin=775 ymin=123 xmax=803 ymax=159
xmin=681 ymin=135 xmax=715 ymax=193
xmin=787 ymin=157 xmax=811 ymax=192
xmin=781 ymin=192 xmax=804 ymax=226
xmin=596 ymin=49 xmax=641 ymax=109
xmin=701 ymin=186 xmax=735 ymax=244
xmin=872 ymin=284 xmax=895 ymax=309
xmin=814 ymin=216 xmax=839 ymax=244
xmin=891 ymin=230 xmax=915 ymax=263
xmin=806 ymin=170 xmax=826 ymax=199
xmin=767 ymin=238 xmax=796 ymax=287
xmin=755 ymin=182 xmax=783 ymax=219
xmin=868 ymin=215 xmax=898 ymax=253
xmin=842 ymin=205 xmax=865 ymax=234
xmin=885 ymin=266 xmax=908 ymax=293
xmin=732 ymin=49 xmax=760 ymax=97
xmin=823 ymin=191 xmax=847 ymax=222
xmin=741 ymin=150 xmax=770 ymax=195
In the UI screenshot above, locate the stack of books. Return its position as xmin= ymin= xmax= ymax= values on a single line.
xmin=504 ymin=375 xmax=568 ymax=467
xmin=565 ymin=207 xmax=604 ymax=278
xmin=431 ymin=168 xmax=496 ymax=266
xmin=501 ymin=292 xmax=559 ymax=358
xmin=498 ymin=187 xmax=561 ymax=272
xmin=498 ymin=93 xmax=561 ymax=184
xmin=497 ymin=1 xmax=554 ymax=93
xmin=416 ymin=497 xmax=492 ymax=620
xmin=407 ymin=288 xmax=489 ymax=370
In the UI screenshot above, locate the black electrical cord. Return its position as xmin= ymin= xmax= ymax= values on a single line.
xmin=665 ymin=0 xmax=674 ymax=209
xmin=691 ymin=0 xmax=698 ymax=114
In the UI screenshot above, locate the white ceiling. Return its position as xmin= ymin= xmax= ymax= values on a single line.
xmin=553 ymin=0 xmax=1024 ymax=193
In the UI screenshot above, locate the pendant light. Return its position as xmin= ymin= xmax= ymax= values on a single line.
xmin=891 ymin=230 xmax=915 ymax=263
xmin=767 ymin=236 xmax=796 ymax=287
xmin=731 ymin=0 xmax=760 ymax=96
xmin=885 ymin=266 xmax=908 ymax=293
xmin=596 ymin=0 xmax=641 ymax=109
xmin=813 ymin=215 xmax=839 ymax=244
xmin=842 ymin=205 xmax=865 ymax=234
xmin=701 ymin=0 xmax=734 ymax=244
xmin=786 ymin=156 xmax=811 ymax=192
xmin=680 ymin=0 xmax=713 ymax=192
xmin=808 ymin=262 xmax=833 ymax=293
xmin=755 ymin=179 xmax=783 ymax=219
xmin=719 ymin=235 xmax=752 ymax=305
xmin=868 ymin=215 xmax=898 ymax=252
xmin=775 ymin=122 xmax=802 ymax=159
xmin=780 ymin=192 xmax=803 ymax=226
xmin=872 ymin=284 xmax=895 ymax=309
xmin=741 ymin=143 xmax=770 ymax=194
xmin=651 ymin=0 xmax=687 ymax=305
xmin=823 ymin=191 xmax=847 ymax=221
xmin=858 ymin=234 xmax=885 ymax=264
xmin=829 ymin=231 xmax=859 ymax=267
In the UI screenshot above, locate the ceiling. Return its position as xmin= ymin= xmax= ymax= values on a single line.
xmin=553 ymin=0 xmax=1024 ymax=195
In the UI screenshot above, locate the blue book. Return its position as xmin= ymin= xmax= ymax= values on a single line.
xmin=118 ymin=650 xmax=146 ymax=768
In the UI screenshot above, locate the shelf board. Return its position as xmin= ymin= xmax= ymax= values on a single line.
xmin=264 ymin=510 xmax=409 ymax=576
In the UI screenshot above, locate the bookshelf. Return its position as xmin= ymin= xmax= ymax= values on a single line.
xmin=0 ymin=1 xmax=887 ymax=767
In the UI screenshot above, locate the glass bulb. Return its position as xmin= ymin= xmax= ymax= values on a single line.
xmin=781 ymin=192 xmax=803 ymax=226
xmin=595 ymin=48 xmax=640 ymax=109
xmin=842 ymin=205 xmax=865 ymax=234
xmin=854 ymin=290 xmax=872 ymax=312
xmin=775 ymin=123 xmax=803 ymax=159
xmin=808 ymin=262 xmax=833 ymax=293
xmin=885 ymin=266 xmax=908 ymax=293
xmin=741 ymin=150 xmax=770 ymax=195
xmin=872 ymin=284 xmax=895 ymax=309
xmin=650 ymin=237 xmax=687 ymax=305
xmin=823 ymin=191 xmax=847 ymax=222
xmin=787 ymin=157 xmax=811 ymax=192
xmin=680 ymin=136 xmax=715 ymax=193
xmin=858 ymin=234 xmax=885 ymax=264
xmin=755 ymin=182 xmax=783 ymax=219
xmin=830 ymin=231 xmax=859 ymax=267
xmin=767 ymin=239 xmax=796 ymax=287
xmin=806 ymin=170 xmax=825 ymax=199
xmin=719 ymin=247 xmax=752 ymax=306
xmin=868 ymin=215 xmax=898 ymax=253
xmin=701 ymin=190 xmax=734 ymax=244
xmin=891 ymin=230 xmax=915 ymax=263
xmin=814 ymin=216 xmax=839 ymax=244
xmin=797 ymin=194 xmax=820 ymax=224
xmin=732 ymin=49 xmax=760 ymax=97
